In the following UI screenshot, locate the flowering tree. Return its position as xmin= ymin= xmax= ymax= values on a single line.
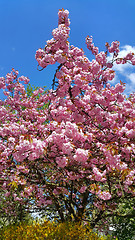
xmin=0 ymin=9 xmax=135 ymax=228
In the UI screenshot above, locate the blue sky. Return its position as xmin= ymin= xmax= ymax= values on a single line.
xmin=0 ymin=0 xmax=135 ymax=99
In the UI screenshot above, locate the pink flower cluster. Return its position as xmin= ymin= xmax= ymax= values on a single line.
xmin=108 ymin=41 xmax=120 ymax=55
xmin=35 ymin=9 xmax=70 ymax=69
xmin=74 ymin=148 xmax=89 ymax=163
xmin=86 ymin=36 xmax=99 ymax=55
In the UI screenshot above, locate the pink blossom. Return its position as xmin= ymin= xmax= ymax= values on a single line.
xmin=93 ymin=166 xmax=106 ymax=182
xmin=0 ymin=77 xmax=6 ymax=89
xmin=91 ymin=60 xmax=101 ymax=75
xmin=79 ymin=186 xmax=87 ymax=193
xmin=62 ymin=142 xmax=73 ymax=155
xmin=126 ymin=129 xmax=135 ymax=138
xmin=58 ymin=9 xmax=70 ymax=27
xmin=98 ymin=191 xmax=111 ymax=200
xmin=96 ymin=52 xmax=107 ymax=66
xmin=18 ymin=76 xmax=29 ymax=84
xmin=125 ymin=52 xmax=134 ymax=60
xmin=74 ymin=148 xmax=89 ymax=163
xmin=86 ymin=36 xmax=99 ymax=55
xmin=131 ymin=57 xmax=135 ymax=65
xmin=5 ymin=191 xmax=11 ymax=197
xmin=108 ymin=41 xmax=120 ymax=54
xmin=102 ymin=69 xmax=115 ymax=81
xmin=56 ymin=156 xmax=67 ymax=168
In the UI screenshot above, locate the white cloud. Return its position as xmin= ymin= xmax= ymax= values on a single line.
xmin=128 ymin=73 xmax=135 ymax=85
xmin=123 ymin=83 xmax=135 ymax=96
xmin=113 ymin=45 xmax=135 ymax=74
xmin=117 ymin=45 xmax=135 ymax=58
xmin=108 ymin=45 xmax=135 ymax=95
xmin=109 ymin=74 xmax=119 ymax=85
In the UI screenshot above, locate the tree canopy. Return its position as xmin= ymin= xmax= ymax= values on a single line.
xmin=0 ymin=9 xmax=135 ymax=229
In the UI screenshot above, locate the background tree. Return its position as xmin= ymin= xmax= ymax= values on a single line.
xmin=110 ymin=198 xmax=135 ymax=239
